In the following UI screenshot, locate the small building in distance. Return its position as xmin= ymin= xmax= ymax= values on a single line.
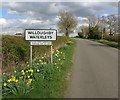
xmin=15 ymin=32 xmax=23 ymax=36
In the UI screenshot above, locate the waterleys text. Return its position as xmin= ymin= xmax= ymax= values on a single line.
xmin=30 ymin=35 xmax=52 ymax=39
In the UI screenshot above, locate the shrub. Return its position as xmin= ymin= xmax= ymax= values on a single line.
xmin=2 ymin=35 xmax=29 ymax=68
xmin=2 ymin=35 xmax=70 ymax=72
xmin=78 ymin=32 xmax=84 ymax=38
xmin=87 ymin=26 xmax=102 ymax=39
xmin=104 ymin=34 xmax=119 ymax=42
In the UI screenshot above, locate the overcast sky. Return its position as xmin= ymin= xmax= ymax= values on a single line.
xmin=0 ymin=2 xmax=118 ymax=36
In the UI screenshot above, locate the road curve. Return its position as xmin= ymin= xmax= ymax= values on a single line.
xmin=66 ymin=39 xmax=118 ymax=98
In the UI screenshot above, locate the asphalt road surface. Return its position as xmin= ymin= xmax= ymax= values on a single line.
xmin=66 ymin=39 xmax=118 ymax=98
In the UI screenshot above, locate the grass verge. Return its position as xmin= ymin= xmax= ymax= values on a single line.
xmin=91 ymin=39 xmax=120 ymax=49
xmin=2 ymin=38 xmax=76 ymax=99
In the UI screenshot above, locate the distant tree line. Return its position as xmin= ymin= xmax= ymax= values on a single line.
xmin=57 ymin=10 xmax=118 ymax=42
xmin=77 ymin=14 xmax=118 ymax=42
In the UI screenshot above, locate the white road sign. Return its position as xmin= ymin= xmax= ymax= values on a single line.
xmin=30 ymin=41 xmax=52 ymax=45
xmin=25 ymin=29 xmax=57 ymax=41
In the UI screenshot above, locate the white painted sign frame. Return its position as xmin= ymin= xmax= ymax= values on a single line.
xmin=25 ymin=29 xmax=57 ymax=41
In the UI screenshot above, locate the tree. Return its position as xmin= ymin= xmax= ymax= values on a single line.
xmin=88 ymin=25 xmax=102 ymax=39
xmin=88 ymin=15 xmax=98 ymax=27
xmin=57 ymin=10 xmax=77 ymax=37
xmin=78 ymin=25 xmax=89 ymax=38
xmin=97 ymin=16 xmax=107 ymax=39
xmin=106 ymin=15 xmax=117 ymax=35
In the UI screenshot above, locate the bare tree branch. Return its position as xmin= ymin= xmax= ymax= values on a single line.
xmin=57 ymin=10 xmax=77 ymax=37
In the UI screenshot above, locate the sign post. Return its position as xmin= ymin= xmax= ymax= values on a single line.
xmin=25 ymin=29 xmax=57 ymax=66
xmin=30 ymin=45 xmax=32 ymax=67
xmin=51 ymin=44 xmax=53 ymax=64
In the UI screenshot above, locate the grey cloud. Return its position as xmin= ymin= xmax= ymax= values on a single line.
xmin=2 ymin=2 xmax=118 ymax=19
xmin=1 ymin=2 xmax=118 ymax=34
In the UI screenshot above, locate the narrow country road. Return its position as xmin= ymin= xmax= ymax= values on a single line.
xmin=66 ymin=39 xmax=118 ymax=98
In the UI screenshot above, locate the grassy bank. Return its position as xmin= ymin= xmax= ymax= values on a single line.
xmin=2 ymin=38 xmax=76 ymax=99
xmin=91 ymin=39 xmax=119 ymax=49
xmin=2 ymin=35 xmax=69 ymax=72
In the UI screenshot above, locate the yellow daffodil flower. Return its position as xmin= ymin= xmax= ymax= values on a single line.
xmin=26 ymin=79 xmax=32 ymax=85
xmin=37 ymin=69 xmax=40 ymax=72
xmin=15 ymin=80 xmax=18 ymax=83
xmin=7 ymin=79 xmax=11 ymax=82
xmin=11 ymin=76 xmax=16 ymax=81
xmin=22 ymin=72 xmax=25 ymax=75
xmin=28 ymin=76 xmax=30 ymax=78
xmin=44 ymin=62 xmax=47 ymax=64
xmin=20 ymin=76 xmax=23 ymax=79
xmin=21 ymin=70 xmax=24 ymax=73
xmin=29 ymin=69 xmax=33 ymax=73
xmin=3 ymin=83 xmax=7 ymax=87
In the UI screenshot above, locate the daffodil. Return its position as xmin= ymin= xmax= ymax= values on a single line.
xmin=28 ymin=76 xmax=30 ymax=78
xmin=15 ymin=80 xmax=18 ymax=83
xmin=56 ymin=50 xmax=59 ymax=52
xmin=29 ymin=79 xmax=32 ymax=81
xmin=11 ymin=76 xmax=16 ymax=82
xmin=7 ymin=79 xmax=11 ymax=82
xmin=22 ymin=72 xmax=25 ymax=75
xmin=3 ymin=73 xmax=5 ymax=75
xmin=37 ymin=69 xmax=40 ymax=72
xmin=29 ymin=69 xmax=33 ymax=73
xmin=44 ymin=62 xmax=47 ymax=64
xmin=44 ymin=53 xmax=46 ymax=56
xmin=39 ymin=59 xmax=42 ymax=62
xmin=21 ymin=70 xmax=24 ymax=73
xmin=20 ymin=76 xmax=23 ymax=79
xmin=3 ymin=83 xmax=7 ymax=87
xmin=26 ymin=82 xmax=29 ymax=85
xmin=26 ymin=79 xmax=32 ymax=85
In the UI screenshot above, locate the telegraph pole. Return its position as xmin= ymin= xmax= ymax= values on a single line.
xmin=101 ymin=16 xmax=105 ymax=40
